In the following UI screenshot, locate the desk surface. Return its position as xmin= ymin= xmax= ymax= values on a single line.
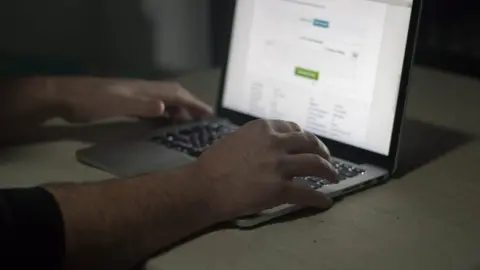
xmin=1 ymin=67 xmax=479 ymax=270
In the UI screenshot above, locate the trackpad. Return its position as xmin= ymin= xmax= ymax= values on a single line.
xmin=77 ymin=141 xmax=196 ymax=178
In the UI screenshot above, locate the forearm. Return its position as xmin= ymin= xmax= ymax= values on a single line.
xmin=0 ymin=77 xmax=64 ymax=141
xmin=46 ymin=164 xmax=220 ymax=270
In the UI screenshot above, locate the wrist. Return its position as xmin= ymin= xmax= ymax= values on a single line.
xmin=168 ymin=163 xmax=226 ymax=225
xmin=0 ymin=76 xmax=67 ymax=123
xmin=181 ymin=163 xmax=230 ymax=224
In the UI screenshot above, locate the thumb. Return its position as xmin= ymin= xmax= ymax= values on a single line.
xmin=285 ymin=182 xmax=334 ymax=210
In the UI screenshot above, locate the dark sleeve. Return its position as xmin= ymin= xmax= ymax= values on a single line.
xmin=0 ymin=187 xmax=65 ymax=269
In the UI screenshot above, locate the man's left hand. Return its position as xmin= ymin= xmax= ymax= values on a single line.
xmin=46 ymin=76 xmax=213 ymax=123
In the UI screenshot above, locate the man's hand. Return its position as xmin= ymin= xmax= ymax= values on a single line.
xmin=196 ymin=119 xmax=338 ymax=221
xmin=47 ymin=76 xmax=213 ymax=123
xmin=0 ymin=76 xmax=213 ymax=142
xmin=45 ymin=119 xmax=337 ymax=270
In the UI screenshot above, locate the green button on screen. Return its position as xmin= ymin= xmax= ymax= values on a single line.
xmin=295 ymin=67 xmax=319 ymax=81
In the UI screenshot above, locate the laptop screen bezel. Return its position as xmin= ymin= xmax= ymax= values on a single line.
xmin=215 ymin=0 xmax=423 ymax=173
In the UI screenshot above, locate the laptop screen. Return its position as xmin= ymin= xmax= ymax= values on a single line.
xmin=221 ymin=0 xmax=413 ymax=156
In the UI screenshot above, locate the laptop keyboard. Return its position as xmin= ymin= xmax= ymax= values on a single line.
xmin=151 ymin=122 xmax=366 ymax=188
xmin=299 ymin=161 xmax=365 ymax=189
xmin=151 ymin=122 xmax=237 ymax=157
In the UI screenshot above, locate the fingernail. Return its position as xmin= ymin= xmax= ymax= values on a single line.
xmin=159 ymin=101 xmax=166 ymax=114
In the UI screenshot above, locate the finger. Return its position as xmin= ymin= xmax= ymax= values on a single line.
xmin=176 ymin=94 xmax=213 ymax=118
xmin=144 ymin=100 xmax=166 ymax=117
xmin=268 ymin=120 xmax=303 ymax=133
xmin=279 ymin=132 xmax=331 ymax=161
xmin=108 ymin=96 xmax=166 ymax=119
xmin=167 ymin=107 xmax=192 ymax=122
xmin=283 ymin=182 xmax=334 ymax=209
xmin=155 ymin=86 xmax=213 ymax=118
xmin=279 ymin=154 xmax=338 ymax=182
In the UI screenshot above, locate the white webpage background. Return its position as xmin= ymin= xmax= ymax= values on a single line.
xmin=223 ymin=0 xmax=412 ymax=156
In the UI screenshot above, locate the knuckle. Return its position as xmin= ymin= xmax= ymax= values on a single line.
xmin=288 ymin=121 xmax=302 ymax=132
xmin=260 ymin=119 xmax=271 ymax=126
xmin=253 ymin=118 xmax=268 ymax=126
xmin=268 ymin=132 xmax=283 ymax=147
xmin=304 ymin=132 xmax=319 ymax=145
xmin=243 ymin=120 xmax=259 ymax=131
xmin=304 ymin=154 xmax=327 ymax=171
xmin=311 ymin=155 xmax=335 ymax=176
xmin=310 ymin=154 xmax=326 ymax=166
xmin=307 ymin=133 xmax=330 ymax=156
xmin=259 ymin=119 xmax=275 ymax=132
xmin=248 ymin=119 xmax=266 ymax=131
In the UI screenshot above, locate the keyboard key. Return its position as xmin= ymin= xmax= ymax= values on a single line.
xmin=295 ymin=161 xmax=365 ymax=188
xmin=151 ymin=122 xmax=237 ymax=157
xmin=294 ymin=177 xmax=323 ymax=189
xmin=309 ymin=181 xmax=323 ymax=189
xmin=332 ymin=161 xmax=365 ymax=178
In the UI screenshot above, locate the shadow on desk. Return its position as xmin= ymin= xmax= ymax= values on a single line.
xmin=395 ymin=118 xmax=476 ymax=178
xmin=134 ymin=208 xmax=325 ymax=270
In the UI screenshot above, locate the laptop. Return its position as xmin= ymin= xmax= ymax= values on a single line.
xmin=77 ymin=0 xmax=421 ymax=228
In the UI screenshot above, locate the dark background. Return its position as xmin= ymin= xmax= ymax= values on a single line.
xmin=1 ymin=0 xmax=479 ymax=79
xmin=415 ymin=0 xmax=480 ymax=78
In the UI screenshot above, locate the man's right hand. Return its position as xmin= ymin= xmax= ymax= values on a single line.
xmin=43 ymin=119 xmax=339 ymax=270
xmin=194 ymin=119 xmax=339 ymax=222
